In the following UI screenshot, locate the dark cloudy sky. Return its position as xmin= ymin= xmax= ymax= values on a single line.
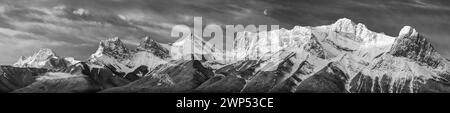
xmin=0 ymin=0 xmax=449 ymax=64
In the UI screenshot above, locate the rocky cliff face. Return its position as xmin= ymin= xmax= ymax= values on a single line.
xmin=389 ymin=26 xmax=443 ymax=68
xmin=101 ymin=60 xmax=214 ymax=93
xmin=92 ymin=37 xmax=131 ymax=60
xmin=2 ymin=18 xmax=450 ymax=93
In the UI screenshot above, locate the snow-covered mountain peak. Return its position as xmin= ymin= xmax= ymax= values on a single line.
xmin=72 ymin=8 xmax=89 ymax=16
xmin=334 ymin=18 xmax=354 ymax=25
xmin=291 ymin=26 xmax=313 ymax=42
xmin=389 ymin=26 xmax=442 ymax=68
xmin=91 ymin=37 xmax=130 ymax=60
xmin=18 ymin=56 xmax=27 ymax=61
xmin=328 ymin=18 xmax=379 ymax=43
xmin=12 ymin=48 xmax=75 ymax=69
xmin=332 ymin=18 xmax=357 ymax=33
xmin=398 ymin=26 xmax=418 ymax=38
xmin=88 ymin=37 xmax=170 ymax=75
xmin=138 ymin=36 xmax=160 ymax=50
xmin=5 ymin=17 xmax=450 ymax=93
xmin=102 ymin=37 xmax=122 ymax=46
xmin=137 ymin=36 xmax=170 ymax=59
xmin=171 ymin=34 xmax=224 ymax=61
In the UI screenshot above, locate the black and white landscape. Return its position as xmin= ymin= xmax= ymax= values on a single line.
xmin=1 ymin=0 xmax=450 ymax=93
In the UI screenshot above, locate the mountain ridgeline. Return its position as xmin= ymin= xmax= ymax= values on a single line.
xmin=1 ymin=18 xmax=450 ymax=93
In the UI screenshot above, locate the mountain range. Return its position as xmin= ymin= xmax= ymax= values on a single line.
xmin=1 ymin=18 xmax=449 ymax=93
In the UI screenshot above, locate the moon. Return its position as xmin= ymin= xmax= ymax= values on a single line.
xmin=263 ymin=9 xmax=268 ymax=15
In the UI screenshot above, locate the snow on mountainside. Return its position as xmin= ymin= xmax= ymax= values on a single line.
xmin=389 ymin=26 xmax=445 ymax=68
xmin=89 ymin=36 xmax=169 ymax=76
xmin=102 ymin=18 xmax=448 ymax=93
xmin=3 ymin=18 xmax=450 ymax=93
xmin=13 ymin=48 xmax=79 ymax=69
xmin=350 ymin=26 xmax=450 ymax=93
xmin=223 ymin=18 xmax=395 ymax=64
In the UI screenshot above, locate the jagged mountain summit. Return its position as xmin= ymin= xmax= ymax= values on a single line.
xmin=13 ymin=48 xmax=79 ymax=70
xmin=389 ymin=26 xmax=444 ymax=68
xmin=137 ymin=37 xmax=171 ymax=59
xmin=2 ymin=18 xmax=450 ymax=93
